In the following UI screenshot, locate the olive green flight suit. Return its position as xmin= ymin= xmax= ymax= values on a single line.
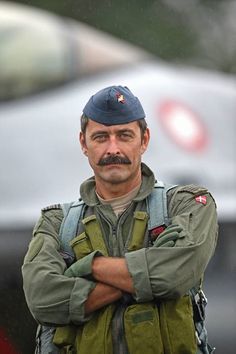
xmin=22 ymin=163 xmax=218 ymax=353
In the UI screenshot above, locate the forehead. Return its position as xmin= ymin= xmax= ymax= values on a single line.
xmin=85 ymin=119 xmax=140 ymax=134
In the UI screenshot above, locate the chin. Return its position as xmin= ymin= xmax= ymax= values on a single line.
xmin=102 ymin=171 xmax=129 ymax=184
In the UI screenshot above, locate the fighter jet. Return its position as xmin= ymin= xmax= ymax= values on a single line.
xmin=0 ymin=2 xmax=235 ymax=353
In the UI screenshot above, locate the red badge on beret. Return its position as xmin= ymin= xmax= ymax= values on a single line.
xmin=116 ymin=93 xmax=125 ymax=104
xmin=195 ymin=195 xmax=207 ymax=205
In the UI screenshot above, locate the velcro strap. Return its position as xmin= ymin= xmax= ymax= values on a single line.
xmin=127 ymin=211 xmax=148 ymax=251
xmin=82 ymin=215 xmax=109 ymax=256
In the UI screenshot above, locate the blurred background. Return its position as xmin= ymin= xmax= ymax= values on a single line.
xmin=0 ymin=0 xmax=235 ymax=353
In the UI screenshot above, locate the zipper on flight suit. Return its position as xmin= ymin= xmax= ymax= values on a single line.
xmin=97 ymin=203 xmax=135 ymax=354
xmin=110 ymin=204 xmax=136 ymax=354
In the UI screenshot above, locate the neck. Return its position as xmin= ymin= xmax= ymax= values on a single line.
xmin=95 ymin=172 xmax=142 ymax=200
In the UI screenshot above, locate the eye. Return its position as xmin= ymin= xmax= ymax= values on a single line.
xmin=118 ymin=132 xmax=133 ymax=140
xmin=93 ymin=134 xmax=108 ymax=142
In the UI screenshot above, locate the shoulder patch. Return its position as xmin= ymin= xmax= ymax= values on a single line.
xmin=177 ymin=184 xmax=208 ymax=196
xmin=42 ymin=204 xmax=62 ymax=212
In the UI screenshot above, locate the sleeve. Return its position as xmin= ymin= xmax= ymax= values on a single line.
xmin=125 ymin=186 xmax=218 ymax=302
xmin=21 ymin=208 xmax=96 ymax=326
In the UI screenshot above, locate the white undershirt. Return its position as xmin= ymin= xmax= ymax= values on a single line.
xmin=96 ymin=184 xmax=141 ymax=216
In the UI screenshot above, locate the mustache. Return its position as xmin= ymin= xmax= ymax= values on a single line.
xmin=98 ymin=155 xmax=131 ymax=166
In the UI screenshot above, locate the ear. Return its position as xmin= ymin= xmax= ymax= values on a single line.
xmin=79 ymin=132 xmax=88 ymax=156
xmin=141 ymin=128 xmax=150 ymax=154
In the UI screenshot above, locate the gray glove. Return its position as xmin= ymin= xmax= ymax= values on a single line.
xmin=65 ymin=250 xmax=103 ymax=279
xmin=153 ymin=224 xmax=183 ymax=248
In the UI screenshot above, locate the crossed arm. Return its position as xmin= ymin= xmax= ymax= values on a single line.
xmin=84 ymin=257 xmax=134 ymax=314
xmin=22 ymin=190 xmax=218 ymax=326
xmin=76 ymin=191 xmax=218 ymax=315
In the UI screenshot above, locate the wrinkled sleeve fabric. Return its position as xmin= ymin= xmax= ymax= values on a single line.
xmin=125 ymin=186 xmax=218 ymax=302
xmin=22 ymin=208 xmax=96 ymax=326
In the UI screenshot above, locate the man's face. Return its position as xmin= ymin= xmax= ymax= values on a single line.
xmin=80 ymin=119 xmax=150 ymax=188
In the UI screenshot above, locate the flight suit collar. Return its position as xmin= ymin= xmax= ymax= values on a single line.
xmin=80 ymin=163 xmax=156 ymax=207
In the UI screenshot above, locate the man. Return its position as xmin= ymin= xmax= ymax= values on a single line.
xmin=22 ymin=85 xmax=218 ymax=354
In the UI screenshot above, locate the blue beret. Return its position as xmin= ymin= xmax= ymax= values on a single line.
xmin=83 ymin=85 xmax=145 ymax=125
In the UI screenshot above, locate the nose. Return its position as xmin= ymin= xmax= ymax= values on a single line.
xmin=107 ymin=136 xmax=120 ymax=155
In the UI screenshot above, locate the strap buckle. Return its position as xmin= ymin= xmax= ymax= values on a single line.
xmin=193 ymin=289 xmax=207 ymax=322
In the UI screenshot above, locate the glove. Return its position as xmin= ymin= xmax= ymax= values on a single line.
xmin=65 ymin=250 xmax=103 ymax=279
xmin=153 ymin=224 xmax=183 ymax=248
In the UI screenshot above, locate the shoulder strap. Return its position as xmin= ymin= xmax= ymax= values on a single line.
xmin=59 ymin=199 xmax=85 ymax=257
xmin=35 ymin=201 xmax=85 ymax=353
xmin=147 ymin=181 xmax=177 ymax=230
xmin=148 ymin=182 xmax=213 ymax=352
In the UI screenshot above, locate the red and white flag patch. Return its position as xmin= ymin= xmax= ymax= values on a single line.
xmin=195 ymin=195 xmax=207 ymax=205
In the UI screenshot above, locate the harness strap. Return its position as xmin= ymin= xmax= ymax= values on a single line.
xmin=189 ymin=287 xmax=215 ymax=354
xmin=60 ymin=182 xmax=177 ymax=256
xmin=147 ymin=181 xmax=177 ymax=230
xmin=59 ymin=200 xmax=85 ymax=257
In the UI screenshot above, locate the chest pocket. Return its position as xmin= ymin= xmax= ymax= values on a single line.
xmin=127 ymin=211 xmax=149 ymax=251
xmin=70 ymin=214 xmax=109 ymax=258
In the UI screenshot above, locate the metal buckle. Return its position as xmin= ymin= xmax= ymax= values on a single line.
xmin=195 ymin=330 xmax=202 ymax=345
xmin=194 ymin=290 xmax=207 ymax=322
xmin=199 ymin=290 xmax=208 ymax=305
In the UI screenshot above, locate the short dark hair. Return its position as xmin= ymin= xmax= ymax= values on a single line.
xmin=80 ymin=114 xmax=148 ymax=140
